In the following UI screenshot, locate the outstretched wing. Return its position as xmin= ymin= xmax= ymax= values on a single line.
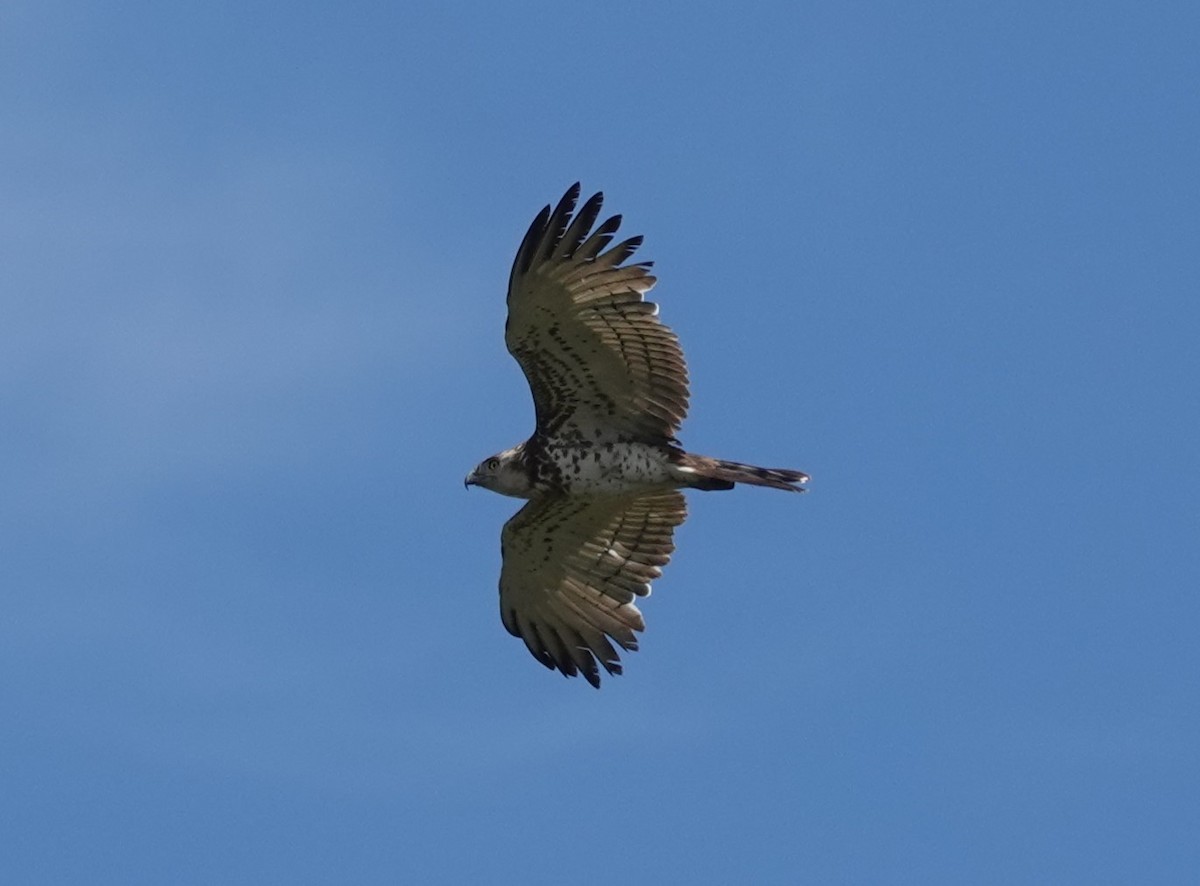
xmin=506 ymin=183 xmax=690 ymax=444
xmin=499 ymin=490 xmax=687 ymax=687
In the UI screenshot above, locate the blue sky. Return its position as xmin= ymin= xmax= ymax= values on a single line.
xmin=3 ymin=1 xmax=1197 ymax=883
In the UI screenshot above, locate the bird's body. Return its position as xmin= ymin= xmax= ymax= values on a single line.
xmin=467 ymin=184 xmax=808 ymax=687
xmin=526 ymin=436 xmax=678 ymax=495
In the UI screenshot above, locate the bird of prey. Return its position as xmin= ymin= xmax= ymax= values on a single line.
xmin=466 ymin=183 xmax=808 ymax=687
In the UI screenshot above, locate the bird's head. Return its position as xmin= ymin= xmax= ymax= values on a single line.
xmin=464 ymin=447 xmax=534 ymax=498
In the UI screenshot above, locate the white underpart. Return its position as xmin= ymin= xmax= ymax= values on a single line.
xmin=548 ymin=439 xmax=676 ymax=493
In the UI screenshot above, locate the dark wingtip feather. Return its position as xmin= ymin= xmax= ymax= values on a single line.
xmin=510 ymin=204 xmax=552 ymax=282
xmin=538 ymin=184 xmax=582 ymax=263
xmin=574 ymin=214 xmax=624 ymax=261
xmin=558 ymin=190 xmax=605 ymax=259
xmin=605 ymin=235 xmax=644 ymax=266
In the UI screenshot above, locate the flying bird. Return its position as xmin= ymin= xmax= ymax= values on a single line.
xmin=466 ymin=183 xmax=808 ymax=687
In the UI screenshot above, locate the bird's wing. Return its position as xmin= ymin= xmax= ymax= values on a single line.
xmin=499 ymin=490 xmax=687 ymax=687
xmin=505 ymin=183 xmax=690 ymax=444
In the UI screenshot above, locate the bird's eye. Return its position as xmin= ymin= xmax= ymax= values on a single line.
xmin=486 ymin=458 xmax=500 ymax=470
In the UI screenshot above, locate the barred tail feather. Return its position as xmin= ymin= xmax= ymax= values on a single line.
xmin=673 ymin=453 xmax=809 ymax=492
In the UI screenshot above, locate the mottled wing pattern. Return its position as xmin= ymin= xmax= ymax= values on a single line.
xmin=505 ymin=183 xmax=690 ymax=444
xmin=499 ymin=490 xmax=687 ymax=687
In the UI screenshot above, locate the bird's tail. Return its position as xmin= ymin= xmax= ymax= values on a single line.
xmin=672 ymin=453 xmax=809 ymax=492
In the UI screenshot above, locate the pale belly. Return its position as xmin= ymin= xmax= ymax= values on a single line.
xmin=545 ymin=440 xmax=676 ymax=493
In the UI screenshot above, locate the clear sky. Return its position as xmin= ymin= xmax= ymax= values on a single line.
xmin=3 ymin=2 xmax=1197 ymax=883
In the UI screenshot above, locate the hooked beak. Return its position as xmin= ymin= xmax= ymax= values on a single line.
xmin=464 ymin=471 xmax=478 ymax=490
